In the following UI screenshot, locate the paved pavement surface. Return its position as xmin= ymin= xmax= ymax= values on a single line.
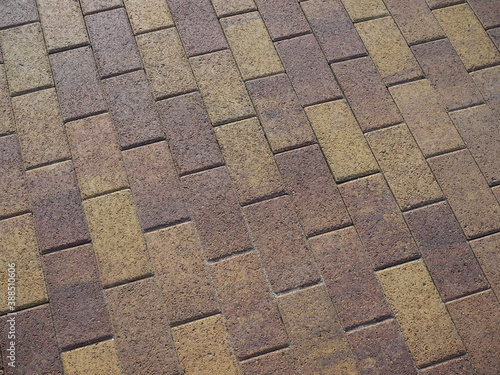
xmin=0 ymin=0 xmax=499 ymax=374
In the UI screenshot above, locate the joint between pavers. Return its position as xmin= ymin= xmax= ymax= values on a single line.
xmin=373 ymin=255 xmax=422 ymax=272
xmin=25 ymin=157 xmax=72 ymax=172
xmin=169 ymin=310 xmax=221 ymax=328
xmin=59 ymin=334 xmax=115 ymax=353
xmin=271 ymin=30 xmax=312 ymax=43
xmin=102 ymin=272 xmax=155 ymax=290
xmin=63 ymin=109 xmax=108 ymax=124
xmin=120 ymin=137 xmax=166 ymax=152
xmin=237 ymin=343 xmax=290 ymax=362
xmin=9 ymin=84 xmax=54 ymax=98
xmin=344 ymin=315 xmax=393 ymax=333
xmin=274 ymin=279 xmax=324 ymax=297
xmin=305 ymin=222 xmax=354 ymax=240
xmin=0 ymin=209 xmax=31 ymax=222
xmin=240 ymin=190 xmax=288 ymax=207
xmin=47 ymin=42 xmax=90 ymax=55
xmin=41 ymin=239 xmax=92 ymax=255
xmin=400 ymin=197 xmax=447 ymax=213
xmin=206 ymin=247 xmax=255 ymax=264
xmin=178 ymin=162 xmax=226 ymax=178
xmin=143 ymin=217 xmax=192 ymax=234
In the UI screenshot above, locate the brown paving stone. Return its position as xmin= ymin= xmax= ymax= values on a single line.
xmin=428 ymin=149 xmax=500 ymax=238
xmin=488 ymin=27 xmax=500 ymax=49
xmin=122 ymin=141 xmax=189 ymax=231
xmin=464 ymin=0 xmax=500 ymax=29
xmin=275 ymin=34 xmax=342 ymax=107
xmin=43 ymin=244 xmax=112 ymax=350
xmin=156 ymin=92 xmax=223 ymax=175
xmin=105 ymin=278 xmax=181 ymax=375
xmin=275 ymin=144 xmax=351 ymax=236
xmin=309 ymin=227 xmax=391 ymax=329
xmin=0 ymin=0 xmax=38 ymax=29
xmin=471 ymin=66 xmax=500 ymax=120
xmin=419 ymin=355 xmax=476 ymax=375
xmin=50 ymin=46 xmax=107 ymax=121
xmin=253 ymin=0 xmax=310 ymax=40
xmin=0 ymin=65 xmax=15 ymax=135
xmin=211 ymin=0 xmax=256 ymax=17
xmin=446 ymin=290 xmax=500 ymax=375
xmin=102 ymin=70 xmax=164 ymax=149
xmin=61 ymin=340 xmax=121 ymax=375
xmin=240 ymin=348 xmax=299 ymax=375
xmin=243 ymin=196 xmax=321 ymax=293
xmin=145 ymin=223 xmax=219 ymax=324
xmin=340 ymin=0 xmax=389 ymax=22
xmin=66 ymin=113 xmax=128 ymax=199
xmin=181 ymin=166 xmax=252 ymax=260
xmin=377 ymin=259 xmax=465 ymax=367
xmin=123 ymin=0 xmax=174 ymax=34
xmin=79 ymin=0 xmax=122 ymax=14
xmin=470 ymin=233 xmax=500 ymax=300
xmin=331 ymin=57 xmax=403 ymax=131
xmin=211 ymin=251 xmax=288 ymax=359
xmin=27 ymin=161 xmax=90 ymax=252
xmin=339 ymin=174 xmax=419 ymax=269
xmin=347 ymin=319 xmax=417 ymax=375
xmin=278 ymin=284 xmax=359 ymax=374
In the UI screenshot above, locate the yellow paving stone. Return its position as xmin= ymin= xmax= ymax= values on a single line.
xmin=0 ymin=64 xmax=15 ymax=135
xmin=211 ymin=0 xmax=256 ymax=17
xmin=340 ymin=0 xmax=389 ymax=22
xmin=61 ymin=340 xmax=122 ymax=375
xmin=123 ymin=0 xmax=174 ymax=34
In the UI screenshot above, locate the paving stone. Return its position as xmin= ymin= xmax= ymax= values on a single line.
xmin=136 ymin=28 xmax=196 ymax=100
xmin=493 ymin=185 xmax=500 ymax=202
xmin=340 ymin=0 xmax=388 ymax=22
xmin=156 ymin=92 xmax=223 ymax=175
xmin=425 ymin=0 xmax=462 ymax=9
xmin=301 ymin=0 xmax=366 ymax=62
xmin=105 ymin=278 xmax=181 ymax=375
xmin=464 ymin=0 xmax=500 ymax=29
xmin=66 ymin=113 xmax=128 ymax=199
xmin=166 ymin=0 xmax=227 ymax=57
xmin=377 ymin=259 xmax=465 ymax=367
xmin=123 ymin=0 xmax=174 ymax=34
xmin=214 ymin=118 xmax=284 ymax=204
xmin=190 ymin=50 xmax=255 ymax=125
xmin=37 ymin=0 xmax=88 ymax=52
xmin=419 ymin=356 xmax=476 ymax=375
xmin=0 ymin=0 xmax=38 ymax=28
xmin=122 ymin=141 xmax=188 ymax=231
xmin=339 ymin=174 xmax=419 ymax=269
xmin=470 ymin=233 xmax=500 ymax=300
xmin=275 ymin=34 xmax=342 ymax=107
xmin=366 ymin=123 xmax=443 ymax=210
xmin=11 ymin=88 xmax=70 ymax=169
xmin=83 ymin=190 xmax=152 ymax=287
xmin=172 ymin=314 xmax=239 ymax=375
xmin=245 ymin=73 xmax=315 ymax=153
xmin=50 ymin=46 xmax=107 ymax=121
xmin=405 ymin=202 xmax=488 ymax=301
xmin=471 ymin=66 xmax=500 ymax=120
xmin=305 ymin=99 xmax=378 ymax=181
xmin=0 ymin=65 xmax=15 ymax=135
xmin=331 ymin=57 xmax=403 ymax=131
xmin=488 ymin=27 xmax=500 ymax=49
xmin=145 ymin=223 xmax=219 ymax=324
xmin=211 ymin=0 xmax=256 ymax=17
xmin=446 ymin=290 xmax=500 ymax=375
xmin=0 ymin=23 xmax=52 ymax=95
xmin=43 ymin=244 xmax=112 ymax=350
xmin=102 ymin=70 xmax=164 ymax=149
xmin=253 ymin=0 xmax=310 ymax=40
xmin=428 ymin=150 xmax=500 ymax=238
xmin=389 ymin=79 xmax=464 ymax=157
xmin=27 ymin=161 xmax=90 ymax=252
xmin=243 ymin=196 xmax=321 ymax=293
xmin=278 ymin=285 xmax=359 ymax=374
xmin=240 ymin=349 xmax=299 ymax=375
xmin=79 ymin=0 xmax=122 ymax=14
xmin=275 ymin=144 xmax=351 ymax=236
xmin=61 ymin=340 xmax=121 ymax=375
xmin=347 ymin=319 xmax=417 ymax=375
xmin=211 ymin=252 xmax=288 ymax=359
xmin=181 ymin=167 xmax=252 ymax=260
xmin=0 ymin=214 xmax=47 ymax=314
xmin=411 ymin=38 xmax=484 ymax=111
xmin=221 ymin=12 xmax=283 ymax=81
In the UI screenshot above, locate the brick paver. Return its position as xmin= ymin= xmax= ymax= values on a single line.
xmin=0 ymin=65 xmax=15 ymax=135
xmin=61 ymin=340 xmax=121 ymax=375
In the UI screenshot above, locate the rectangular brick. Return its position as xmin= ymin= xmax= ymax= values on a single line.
xmin=181 ymin=166 xmax=252 ymax=260
xmin=145 ymin=223 xmax=219 ymax=324
xmin=27 ymin=161 xmax=90 ymax=252
xmin=411 ymin=39 xmax=483 ymax=111
xmin=332 ymin=57 xmax=403 ymax=131
xmin=123 ymin=0 xmax=174 ymax=34
xmin=102 ymin=70 xmax=164 ymax=149
xmin=211 ymin=252 xmax=288 ymax=359
xmin=37 ymin=0 xmax=88 ymax=52
xmin=389 ymin=79 xmax=464 ymax=157
xmin=214 ymin=118 xmax=284 ymax=204
xmin=472 ymin=66 xmax=500 ymax=120
xmin=366 ymin=123 xmax=443 ymax=210
xmin=172 ymin=315 xmax=239 ymax=375
xmin=339 ymin=174 xmax=419 ymax=269
xmin=340 ymin=0 xmax=388 ymax=22
xmin=405 ymin=201 xmax=488 ymax=301
xmin=12 ymin=88 xmax=70 ymax=169
xmin=212 ymin=0 xmax=256 ymax=17
xmin=470 ymin=233 xmax=500 ymax=300
xmin=50 ymin=46 xmax=107 ymax=121
xmin=83 ymin=189 xmax=152 ymax=287
xmin=0 ymin=65 xmax=15 ymax=135
xmin=420 ymin=356 xmax=476 ymax=375
xmin=275 ymin=145 xmax=350 ymax=236
xmin=305 ymin=99 xmax=378 ymax=182
xmin=0 ymin=214 xmax=47 ymax=314
xmin=377 ymin=259 xmax=465 ymax=367
xmin=66 ymin=113 xmax=128 ymax=199
xmin=253 ymin=0 xmax=310 ymax=40
xmin=43 ymin=244 xmax=112 ymax=350
xmin=0 ymin=23 xmax=52 ymax=95
xmin=190 ymin=50 xmax=255 ymax=125
xmin=488 ymin=27 xmax=500 ymax=49
xmin=428 ymin=150 xmax=500 ymax=238
xmin=105 ymin=278 xmax=181 ymax=375
xmin=245 ymin=73 xmax=315 ymax=153
xmin=221 ymin=12 xmax=283 ymax=81
xmin=275 ymin=34 xmax=342 ymax=106
xmin=156 ymin=92 xmax=223 ymax=174
xmin=122 ymin=141 xmax=189 ymax=231
xmin=79 ymin=0 xmax=122 ymax=14
xmin=240 ymin=349 xmax=299 ymax=375
xmin=243 ymin=196 xmax=320 ymax=292
xmin=278 ymin=284 xmax=358 ymax=374
xmin=166 ymin=0 xmax=227 ymax=56
xmin=433 ymin=4 xmax=500 ymax=70
xmin=468 ymin=0 xmax=500 ymax=28
xmin=0 ymin=0 xmax=38 ymax=29
xmin=446 ymin=290 xmax=500 ymax=375
xmin=61 ymin=340 xmax=121 ymax=375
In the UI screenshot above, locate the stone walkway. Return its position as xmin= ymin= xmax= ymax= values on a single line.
xmin=0 ymin=0 xmax=499 ymax=374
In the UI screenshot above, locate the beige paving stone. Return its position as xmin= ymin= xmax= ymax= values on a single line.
xmin=340 ymin=0 xmax=389 ymax=22
xmin=124 ymin=0 xmax=174 ymax=34
xmin=211 ymin=0 xmax=256 ymax=17
xmin=61 ymin=340 xmax=122 ymax=375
